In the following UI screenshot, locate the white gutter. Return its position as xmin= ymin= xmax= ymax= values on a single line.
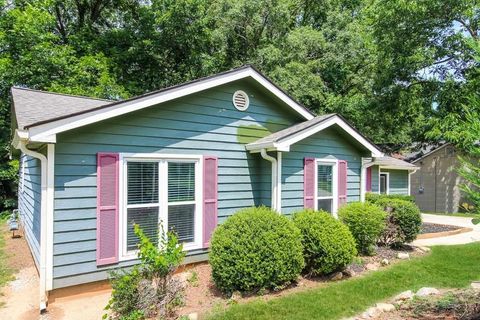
xmin=18 ymin=140 xmax=48 ymax=311
xmin=260 ymin=149 xmax=278 ymax=211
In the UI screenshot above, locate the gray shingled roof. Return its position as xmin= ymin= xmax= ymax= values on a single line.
xmin=367 ymin=156 xmax=418 ymax=169
xmin=247 ymin=114 xmax=336 ymax=147
xmin=11 ymin=87 xmax=111 ymax=130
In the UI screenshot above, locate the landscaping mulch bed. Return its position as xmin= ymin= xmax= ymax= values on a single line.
xmin=420 ymin=222 xmax=462 ymax=234
xmin=176 ymin=245 xmax=427 ymax=318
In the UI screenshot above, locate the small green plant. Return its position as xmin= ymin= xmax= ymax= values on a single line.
xmin=293 ymin=210 xmax=357 ymax=275
xmin=338 ymin=202 xmax=386 ymax=255
xmin=105 ymin=224 xmax=185 ymax=320
xmin=210 ymin=206 xmax=304 ymax=294
xmin=187 ymin=270 xmax=199 ymax=287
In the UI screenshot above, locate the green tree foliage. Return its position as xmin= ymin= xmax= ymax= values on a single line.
xmin=0 ymin=0 xmax=478 ymax=209
xmin=428 ymin=39 xmax=480 ymax=212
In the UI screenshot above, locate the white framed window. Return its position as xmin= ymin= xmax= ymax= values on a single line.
xmin=315 ymin=159 xmax=338 ymax=214
xmin=379 ymin=172 xmax=389 ymax=195
xmin=119 ymin=153 xmax=203 ymax=260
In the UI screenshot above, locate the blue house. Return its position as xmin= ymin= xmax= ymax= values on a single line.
xmin=11 ymin=66 xmax=415 ymax=310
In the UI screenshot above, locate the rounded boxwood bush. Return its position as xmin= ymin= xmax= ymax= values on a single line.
xmin=376 ymin=198 xmax=422 ymax=245
xmin=292 ymin=210 xmax=357 ymax=275
xmin=209 ymin=206 xmax=304 ymax=293
xmin=338 ymin=202 xmax=386 ymax=255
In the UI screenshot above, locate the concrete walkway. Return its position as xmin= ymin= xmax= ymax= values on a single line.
xmin=412 ymin=214 xmax=480 ymax=247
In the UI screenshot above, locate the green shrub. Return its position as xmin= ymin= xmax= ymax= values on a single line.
xmin=106 ymin=225 xmax=185 ymax=320
xmin=338 ymin=202 xmax=386 ymax=255
xmin=366 ymin=192 xmax=414 ymax=204
xmin=293 ymin=210 xmax=357 ymax=275
xmin=376 ymin=198 xmax=422 ymax=245
xmin=210 ymin=206 xmax=304 ymax=293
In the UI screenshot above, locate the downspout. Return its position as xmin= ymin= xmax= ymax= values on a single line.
xmin=260 ymin=149 xmax=278 ymax=211
xmin=19 ymin=141 xmax=48 ymax=311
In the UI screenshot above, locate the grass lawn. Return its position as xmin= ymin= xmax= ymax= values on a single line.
xmin=207 ymin=243 xmax=480 ymax=320
xmin=423 ymin=212 xmax=479 ymax=219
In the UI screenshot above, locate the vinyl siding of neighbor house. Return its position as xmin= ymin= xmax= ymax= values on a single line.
xmin=381 ymin=169 xmax=409 ymax=195
xmin=281 ymin=127 xmax=370 ymax=215
xmin=18 ymin=153 xmax=42 ymax=268
xmin=411 ymin=145 xmax=468 ymax=213
xmin=52 ymin=80 xmax=303 ymax=289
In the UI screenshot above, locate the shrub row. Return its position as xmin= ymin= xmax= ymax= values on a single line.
xmin=210 ymin=198 xmax=422 ymax=294
xmin=210 ymin=207 xmax=357 ymax=294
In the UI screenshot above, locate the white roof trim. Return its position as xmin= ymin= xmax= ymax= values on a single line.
xmin=247 ymin=115 xmax=384 ymax=157
xmin=27 ymin=66 xmax=314 ymax=142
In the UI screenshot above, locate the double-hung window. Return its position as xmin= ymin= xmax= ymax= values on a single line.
xmin=121 ymin=155 xmax=202 ymax=259
xmin=315 ymin=159 xmax=338 ymax=214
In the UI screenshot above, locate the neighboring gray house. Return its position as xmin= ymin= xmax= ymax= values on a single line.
xmin=11 ymin=66 xmax=414 ymax=310
xmin=410 ymin=143 xmax=472 ymax=213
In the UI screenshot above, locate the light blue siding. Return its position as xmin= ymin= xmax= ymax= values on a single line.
xmin=281 ymin=127 xmax=370 ymax=215
xmin=18 ymin=153 xmax=42 ymax=268
xmin=52 ymin=80 xmax=301 ymax=288
xmin=382 ymin=169 xmax=409 ymax=195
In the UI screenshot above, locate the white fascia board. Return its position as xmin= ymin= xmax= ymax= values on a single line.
xmin=12 ymin=129 xmax=28 ymax=149
xmin=380 ymin=166 xmax=418 ymax=171
xmin=27 ymin=67 xmax=313 ymax=142
xmin=276 ymin=116 xmax=384 ymax=157
xmin=249 ymin=72 xmax=314 ymax=121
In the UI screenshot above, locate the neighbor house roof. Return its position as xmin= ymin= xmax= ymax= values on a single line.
xmin=246 ymin=114 xmax=384 ymax=157
xmin=366 ymin=156 xmax=418 ymax=170
xmin=11 ymin=88 xmax=111 ymax=130
xmin=12 ymin=65 xmax=315 ymax=144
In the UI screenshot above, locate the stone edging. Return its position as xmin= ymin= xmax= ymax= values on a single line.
xmin=416 ymin=227 xmax=473 ymax=239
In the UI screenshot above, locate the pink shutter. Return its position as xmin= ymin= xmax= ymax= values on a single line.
xmin=96 ymin=153 xmax=119 ymax=266
xmin=304 ymin=158 xmax=315 ymax=209
xmin=366 ymin=167 xmax=372 ymax=192
xmin=203 ymin=156 xmax=218 ymax=248
xmin=338 ymin=160 xmax=348 ymax=207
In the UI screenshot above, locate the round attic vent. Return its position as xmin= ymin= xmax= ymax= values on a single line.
xmin=232 ymin=90 xmax=249 ymax=111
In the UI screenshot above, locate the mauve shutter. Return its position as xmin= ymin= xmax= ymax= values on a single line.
xmin=96 ymin=153 xmax=119 ymax=266
xmin=338 ymin=160 xmax=348 ymax=207
xmin=203 ymin=156 xmax=218 ymax=248
xmin=366 ymin=167 xmax=372 ymax=192
xmin=304 ymin=158 xmax=315 ymax=209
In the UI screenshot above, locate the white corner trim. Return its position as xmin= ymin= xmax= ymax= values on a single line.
xmin=46 ymin=144 xmax=55 ymax=291
xmin=276 ymin=151 xmax=282 ymax=211
xmin=18 ymin=141 xmax=48 ymax=310
xmin=27 ymin=67 xmax=314 ymax=142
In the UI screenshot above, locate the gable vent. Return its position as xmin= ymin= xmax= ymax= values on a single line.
xmin=232 ymin=90 xmax=249 ymax=111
